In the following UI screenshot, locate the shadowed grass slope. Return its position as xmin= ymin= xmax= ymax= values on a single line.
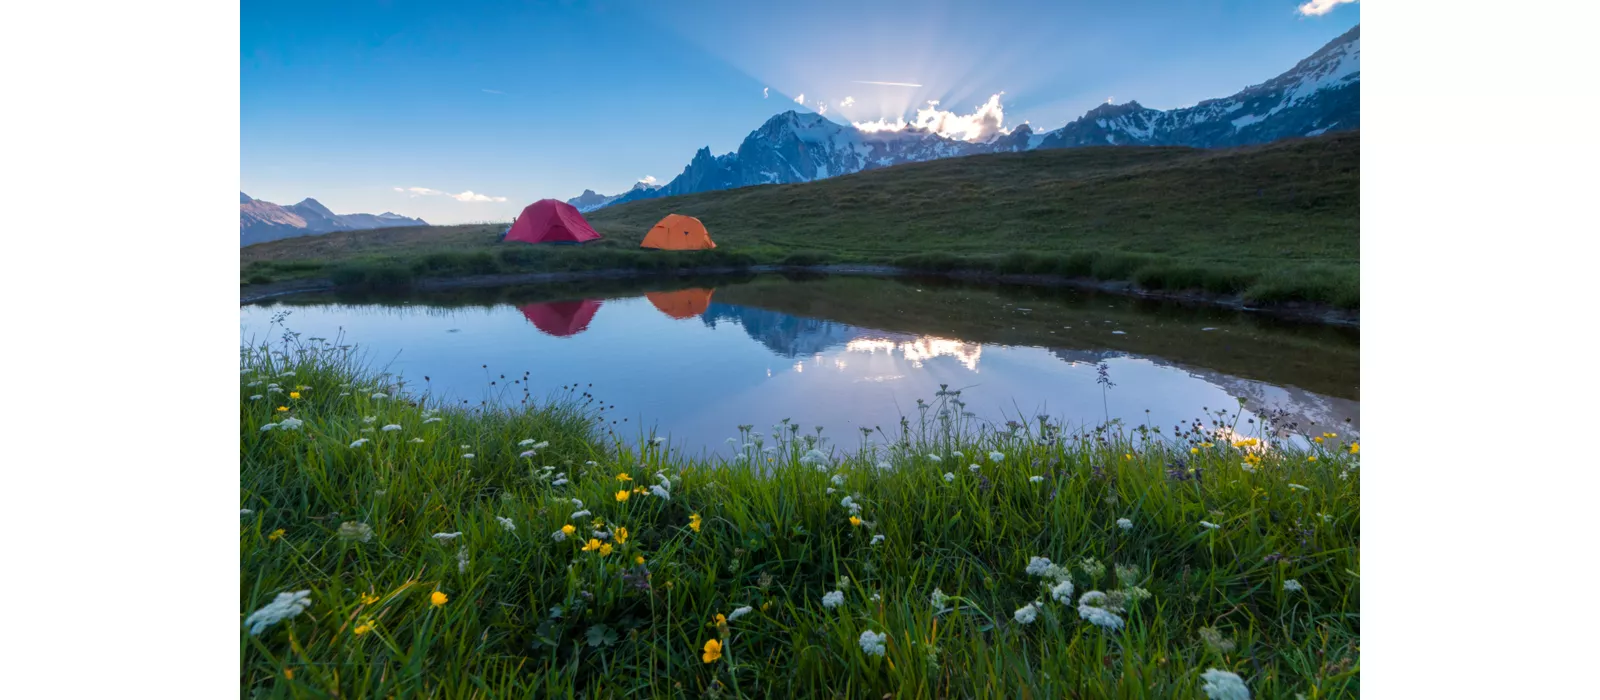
xmin=241 ymin=334 xmax=1359 ymax=698
xmin=241 ymin=132 xmax=1359 ymax=308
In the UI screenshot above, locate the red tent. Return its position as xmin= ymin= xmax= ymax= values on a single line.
xmin=518 ymin=299 xmax=603 ymax=337
xmin=504 ymin=199 xmax=603 ymax=245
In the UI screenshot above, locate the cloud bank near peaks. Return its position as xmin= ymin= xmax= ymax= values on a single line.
xmin=851 ymin=93 xmax=1009 ymax=143
xmin=394 ymin=187 xmax=508 ymax=203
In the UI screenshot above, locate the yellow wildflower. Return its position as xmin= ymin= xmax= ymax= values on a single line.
xmin=616 ymin=473 xmax=633 ymax=482
xmin=353 ymin=618 xmax=375 ymax=635
xmin=849 ymin=516 xmax=862 ymax=527
xmin=431 ymin=591 xmax=448 ymax=607
xmin=1124 ymin=453 xmax=1132 ymax=460
xmin=1307 ymin=455 xmax=1318 ymax=462
xmin=689 ymin=513 xmax=702 ymax=533
xmin=284 ymin=668 xmax=294 ymax=680
xmin=615 ymin=490 xmax=631 ymax=503
xmin=1201 ymin=442 xmax=1214 ymax=448
xmin=715 ymin=613 xmax=727 ymax=626
xmin=599 ymin=543 xmax=613 ymax=556
xmin=615 ymin=527 xmax=629 ymax=544
xmin=276 ymin=406 xmax=288 ymax=412
xmin=702 ymin=639 xmax=723 ymax=663
xmin=582 ymin=538 xmax=602 ymax=552
xmin=1313 ymin=436 xmax=1324 ymax=444
xmin=1324 ymin=432 xmax=1338 ymax=438
xmin=289 ymin=391 xmax=301 ymax=399
xmin=635 ymin=555 xmax=645 ymax=565
xmin=761 ymin=601 xmax=771 ymax=612
xmin=561 ymin=524 xmax=576 ymax=536
xmin=1190 ymin=447 xmax=1199 ymax=454
xmin=358 ymin=592 xmax=379 ymax=605
xmin=633 ymin=486 xmax=646 ymax=495
xmin=268 ymin=528 xmax=285 ymax=541
xmin=1349 ymin=443 xmax=1360 ymax=454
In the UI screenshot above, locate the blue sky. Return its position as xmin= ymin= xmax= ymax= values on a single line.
xmin=242 ymin=0 xmax=1359 ymax=225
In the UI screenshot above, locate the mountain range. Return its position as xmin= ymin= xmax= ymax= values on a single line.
xmin=572 ymin=24 xmax=1358 ymax=212
xmin=240 ymin=193 xmax=428 ymax=247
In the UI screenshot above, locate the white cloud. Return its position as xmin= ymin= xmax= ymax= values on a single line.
xmin=852 ymin=80 xmax=923 ymax=87
xmin=840 ymin=96 xmax=855 ymax=107
xmin=396 ymin=186 xmax=505 ymax=203
xmin=853 ymin=93 xmax=1009 ymax=143
xmin=1297 ymin=0 xmax=1356 ymax=17
xmin=450 ymin=190 xmax=507 ymax=203
xmin=817 ymin=101 xmax=828 ymax=114
xmin=763 ymin=87 xmax=769 ymax=98
xmin=1106 ymin=96 xmax=1115 ymax=104
xmin=640 ymin=176 xmax=657 ymax=185
xmin=794 ymin=92 xmax=805 ymax=105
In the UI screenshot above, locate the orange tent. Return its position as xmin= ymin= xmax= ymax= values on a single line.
xmin=640 ymin=214 xmax=716 ymax=250
xmin=646 ymin=288 xmax=714 ymax=320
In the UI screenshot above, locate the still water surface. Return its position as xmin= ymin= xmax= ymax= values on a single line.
xmin=240 ymin=275 xmax=1358 ymax=454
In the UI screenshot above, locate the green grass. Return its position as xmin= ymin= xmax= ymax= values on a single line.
xmin=241 ymin=329 xmax=1360 ymax=698
xmin=241 ymin=132 xmax=1359 ymax=309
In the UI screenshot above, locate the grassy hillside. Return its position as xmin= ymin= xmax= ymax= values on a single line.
xmin=241 ymin=132 xmax=1358 ymax=307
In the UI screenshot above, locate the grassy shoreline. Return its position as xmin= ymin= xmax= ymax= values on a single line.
xmin=241 ymin=332 xmax=1361 ymax=697
xmin=241 ymin=133 xmax=1359 ymax=311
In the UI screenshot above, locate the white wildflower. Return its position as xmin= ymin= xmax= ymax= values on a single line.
xmin=871 ymin=534 xmax=885 ymax=545
xmin=1013 ymin=603 xmax=1039 ymax=624
xmin=551 ymin=529 xmax=568 ymax=542
xmin=1240 ymin=462 xmax=1256 ymax=474
xmin=1077 ymin=591 xmax=1125 ymax=631
xmin=650 ymin=483 xmax=671 ymax=500
xmin=463 ymin=453 xmax=475 ymax=460
xmin=591 ymin=530 xmax=610 ymax=540
xmin=279 ymin=417 xmax=303 ymax=430
xmin=651 ymin=436 xmax=666 ymax=445
xmin=552 ymin=476 xmax=570 ymax=487
xmin=371 ymin=392 xmax=388 ymax=399
xmin=930 ymin=588 xmax=950 ymax=612
xmin=821 ymin=590 xmax=845 ymax=609
xmin=249 ymin=394 xmax=264 ymax=401
xmin=952 ymin=451 xmax=964 ymax=459
xmin=728 ymin=606 xmax=753 ymax=622
xmin=517 ymin=438 xmax=537 ymax=447
xmin=1117 ymin=518 xmax=1133 ymax=530
xmin=826 ymin=487 xmax=836 ymax=495
xmin=382 ymin=424 xmax=401 ymax=432
xmin=338 ymin=521 xmax=374 ymax=543
xmin=339 ymin=392 xmax=350 ymax=397
xmin=519 ymin=450 xmax=538 ymax=458
xmin=360 ymin=427 xmax=374 ymax=433
xmin=800 ymin=449 xmax=828 ymax=467
xmin=363 ymin=416 xmax=377 ymax=424
xmin=349 ymin=438 xmax=369 ymax=448
xmin=1283 ymin=579 xmax=1303 ymax=592
xmin=928 ymin=454 xmax=942 ymax=463
xmin=875 ymin=460 xmax=891 ymax=470
xmin=571 ymin=509 xmax=591 ymax=519
xmin=943 ymin=472 xmax=955 ymax=482
xmin=243 ymin=590 xmax=312 ymax=635
xmin=1288 ymin=483 xmax=1309 ymax=491
xmin=1051 ymin=579 xmax=1075 ymax=604
xmin=1200 ymin=669 xmax=1251 ymax=700
xmin=1029 ymin=475 xmax=1045 ymax=483
xmin=858 ymin=629 xmax=888 ymax=657
xmin=260 ymin=423 xmax=278 ymax=432
xmin=1200 ymin=521 xmax=1221 ymax=530
xmin=1026 ymin=557 xmax=1055 ymax=577
xmin=870 ymin=591 xmax=882 ymax=602
xmin=571 ymin=499 xmax=584 ymax=508
xmin=459 ymin=444 xmax=470 ymax=449
xmin=432 ymin=532 xmax=463 ymax=542
xmin=1116 ymin=564 xmax=1141 ymax=587
xmin=969 ymin=464 xmax=981 ymax=473
xmin=457 ymin=545 xmax=470 ymax=573
xmin=268 ymin=387 xmax=282 ymax=393
xmin=496 ymin=516 xmax=515 ymax=532
xmin=584 ymin=460 xmax=598 ymax=467
xmin=409 ymin=437 xmax=424 ymax=443
xmin=423 ymin=417 xmax=441 ymax=424
xmin=831 ymin=473 xmax=845 ymax=486
xmin=840 ymin=496 xmax=861 ymax=515
xmin=989 ymin=451 xmax=1005 ymax=462
xmin=240 ymin=509 xmax=253 ymax=516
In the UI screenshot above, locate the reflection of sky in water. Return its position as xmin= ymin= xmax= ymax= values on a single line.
xmin=241 ymin=294 xmax=1356 ymax=455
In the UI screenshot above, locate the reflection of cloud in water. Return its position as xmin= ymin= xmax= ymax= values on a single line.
xmin=846 ymin=337 xmax=983 ymax=371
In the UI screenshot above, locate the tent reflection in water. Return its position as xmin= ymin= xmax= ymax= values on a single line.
xmin=640 ymin=214 xmax=715 ymax=250
xmin=646 ymin=288 xmax=714 ymax=320
xmin=518 ymin=299 xmax=603 ymax=337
